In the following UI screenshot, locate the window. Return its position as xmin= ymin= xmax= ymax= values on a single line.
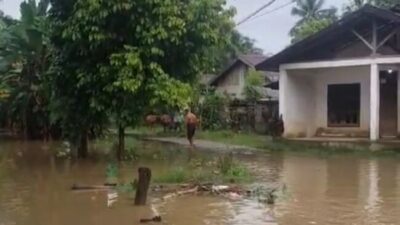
xmin=327 ymin=84 xmax=360 ymax=127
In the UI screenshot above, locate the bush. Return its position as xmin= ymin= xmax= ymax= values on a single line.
xmin=243 ymin=69 xmax=264 ymax=102
xmin=199 ymin=92 xmax=229 ymax=130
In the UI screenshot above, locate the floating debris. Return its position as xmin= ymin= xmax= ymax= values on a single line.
xmin=107 ymin=190 xmax=118 ymax=208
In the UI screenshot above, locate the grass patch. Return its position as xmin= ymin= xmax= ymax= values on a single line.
xmin=153 ymin=167 xmax=189 ymax=183
xmin=111 ymin=127 xmax=400 ymax=159
xmin=153 ymin=154 xmax=252 ymax=184
xmin=197 ymin=130 xmax=268 ymax=149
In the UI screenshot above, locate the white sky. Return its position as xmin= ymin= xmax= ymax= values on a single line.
xmin=1 ymin=0 xmax=350 ymax=54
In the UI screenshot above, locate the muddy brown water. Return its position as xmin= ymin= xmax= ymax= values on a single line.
xmin=0 ymin=139 xmax=400 ymax=225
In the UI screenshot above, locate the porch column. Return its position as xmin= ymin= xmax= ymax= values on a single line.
xmin=370 ymin=63 xmax=380 ymax=141
xmin=279 ymin=68 xmax=288 ymax=121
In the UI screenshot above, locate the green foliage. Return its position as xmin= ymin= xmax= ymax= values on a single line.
xmin=217 ymin=154 xmax=251 ymax=182
xmin=106 ymin=163 xmax=119 ymax=179
xmin=154 ymin=156 xmax=251 ymax=184
xmin=290 ymin=0 xmax=337 ymax=39
xmin=0 ymin=0 xmax=52 ymax=139
xmin=121 ymin=147 xmax=139 ymax=161
xmin=243 ymin=69 xmax=264 ymax=102
xmin=48 ymin=0 xmax=236 ymax=156
xmin=292 ymin=0 xmax=399 ymax=42
xmin=154 ymin=167 xmax=188 ymax=183
xmin=199 ymin=91 xmax=229 ymax=130
xmin=291 ymin=18 xmax=332 ymax=43
xmin=217 ymin=154 xmax=235 ymax=175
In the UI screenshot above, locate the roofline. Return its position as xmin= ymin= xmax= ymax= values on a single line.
xmin=256 ymin=4 xmax=400 ymax=71
xmin=210 ymin=58 xmax=254 ymax=86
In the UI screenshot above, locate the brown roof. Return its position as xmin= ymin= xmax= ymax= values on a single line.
xmin=238 ymin=54 xmax=268 ymax=66
xmin=210 ymin=54 xmax=267 ymax=85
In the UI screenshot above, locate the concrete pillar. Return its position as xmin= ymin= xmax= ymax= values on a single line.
xmin=279 ymin=68 xmax=288 ymax=121
xmin=370 ymin=63 xmax=380 ymax=141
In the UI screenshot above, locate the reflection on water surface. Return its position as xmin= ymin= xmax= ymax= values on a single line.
xmin=0 ymin=139 xmax=399 ymax=225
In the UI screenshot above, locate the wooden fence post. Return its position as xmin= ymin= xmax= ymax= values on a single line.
xmin=135 ymin=167 xmax=152 ymax=205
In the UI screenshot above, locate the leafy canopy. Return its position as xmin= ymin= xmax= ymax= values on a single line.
xmin=291 ymin=18 xmax=332 ymax=43
xmin=48 ymin=0 xmax=235 ymax=141
xmin=290 ymin=0 xmax=337 ymax=34
xmin=0 ymin=0 xmax=51 ymax=138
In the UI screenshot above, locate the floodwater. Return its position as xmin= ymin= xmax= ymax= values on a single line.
xmin=0 ymin=139 xmax=400 ymax=225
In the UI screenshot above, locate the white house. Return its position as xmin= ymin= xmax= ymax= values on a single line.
xmin=210 ymin=54 xmax=278 ymax=100
xmin=256 ymin=5 xmax=400 ymax=141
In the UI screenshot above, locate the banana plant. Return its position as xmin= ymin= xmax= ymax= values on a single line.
xmin=0 ymin=0 xmax=51 ymax=139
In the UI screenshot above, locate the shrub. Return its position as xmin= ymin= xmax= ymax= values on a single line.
xmin=199 ymin=91 xmax=229 ymax=130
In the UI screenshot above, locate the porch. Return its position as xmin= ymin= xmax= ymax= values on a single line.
xmin=280 ymin=57 xmax=400 ymax=141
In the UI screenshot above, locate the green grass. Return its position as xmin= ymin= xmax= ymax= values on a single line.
xmin=197 ymin=130 xmax=269 ymax=149
xmin=153 ymin=154 xmax=252 ymax=184
xmin=153 ymin=167 xmax=189 ymax=183
xmin=125 ymin=127 xmax=400 ymax=158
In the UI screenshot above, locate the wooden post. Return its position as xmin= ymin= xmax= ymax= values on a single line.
xmin=135 ymin=167 xmax=152 ymax=205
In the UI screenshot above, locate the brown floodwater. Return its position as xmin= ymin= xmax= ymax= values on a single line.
xmin=0 ymin=139 xmax=400 ymax=225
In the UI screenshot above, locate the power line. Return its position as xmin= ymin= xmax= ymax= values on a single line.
xmin=238 ymin=0 xmax=296 ymax=26
xmin=252 ymin=0 xmax=295 ymax=21
xmin=236 ymin=0 xmax=277 ymax=26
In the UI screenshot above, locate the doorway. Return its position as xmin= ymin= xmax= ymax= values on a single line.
xmin=379 ymin=71 xmax=398 ymax=138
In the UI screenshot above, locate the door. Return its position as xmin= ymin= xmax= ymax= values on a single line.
xmin=379 ymin=71 xmax=398 ymax=138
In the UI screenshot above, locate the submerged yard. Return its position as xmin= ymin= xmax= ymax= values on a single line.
xmin=0 ymin=137 xmax=400 ymax=225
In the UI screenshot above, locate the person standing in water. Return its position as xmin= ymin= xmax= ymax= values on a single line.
xmin=184 ymin=108 xmax=198 ymax=147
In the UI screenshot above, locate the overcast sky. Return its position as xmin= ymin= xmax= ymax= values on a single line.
xmin=1 ymin=0 xmax=350 ymax=54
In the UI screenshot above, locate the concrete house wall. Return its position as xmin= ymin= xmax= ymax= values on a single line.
xmin=283 ymin=66 xmax=371 ymax=137
xmin=214 ymin=63 xmax=247 ymax=99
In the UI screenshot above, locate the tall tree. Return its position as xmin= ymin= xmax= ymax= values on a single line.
xmin=0 ymin=0 xmax=51 ymax=139
xmin=290 ymin=0 xmax=337 ymax=42
xmin=291 ymin=18 xmax=332 ymax=43
xmin=49 ymin=0 xmax=234 ymax=158
xmin=291 ymin=0 xmax=337 ymax=26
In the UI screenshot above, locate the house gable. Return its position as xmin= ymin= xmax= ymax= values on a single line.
xmin=334 ymin=41 xmax=398 ymax=59
xmin=213 ymin=61 xmax=248 ymax=98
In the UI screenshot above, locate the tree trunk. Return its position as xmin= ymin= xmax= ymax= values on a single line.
xmin=117 ymin=125 xmax=125 ymax=161
xmin=78 ymin=129 xmax=88 ymax=158
xmin=135 ymin=167 xmax=152 ymax=205
xmin=23 ymin=108 xmax=28 ymax=139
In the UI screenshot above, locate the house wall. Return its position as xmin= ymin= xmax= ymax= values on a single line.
xmin=283 ymin=70 xmax=316 ymax=137
xmin=314 ymin=66 xmax=371 ymax=131
xmin=283 ymin=66 xmax=371 ymax=137
xmin=215 ymin=63 xmax=247 ymax=99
